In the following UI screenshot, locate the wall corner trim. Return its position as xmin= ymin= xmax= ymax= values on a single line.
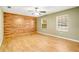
xmin=37 ymin=31 xmax=79 ymax=43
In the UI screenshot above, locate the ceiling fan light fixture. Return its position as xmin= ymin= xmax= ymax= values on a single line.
xmin=34 ymin=12 xmax=40 ymax=16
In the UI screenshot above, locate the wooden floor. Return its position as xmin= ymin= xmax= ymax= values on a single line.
xmin=0 ymin=33 xmax=79 ymax=52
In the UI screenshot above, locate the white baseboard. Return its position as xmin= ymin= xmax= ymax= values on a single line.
xmin=38 ymin=31 xmax=79 ymax=43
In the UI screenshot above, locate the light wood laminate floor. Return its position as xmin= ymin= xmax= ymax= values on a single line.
xmin=0 ymin=33 xmax=79 ymax=52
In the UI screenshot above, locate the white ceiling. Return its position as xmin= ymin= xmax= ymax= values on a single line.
xmin=1 ymin=6 xmax=76 ymax=17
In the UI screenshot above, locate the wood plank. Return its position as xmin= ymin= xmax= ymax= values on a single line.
xmin=0 ymin=33 xmax=79 ymax=52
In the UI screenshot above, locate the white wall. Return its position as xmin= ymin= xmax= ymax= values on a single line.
xmin=0 ymin=8 xmax=3 ymax=46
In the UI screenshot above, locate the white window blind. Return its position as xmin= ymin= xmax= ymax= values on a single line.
xmin=56 ymin=14 xmax=69 ymax=32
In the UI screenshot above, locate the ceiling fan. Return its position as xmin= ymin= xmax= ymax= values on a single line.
xmin=27 ymin=7 xmax=47 ymax=15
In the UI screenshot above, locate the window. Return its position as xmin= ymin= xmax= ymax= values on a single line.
xmin=41 ymin=19 xmax=47 ymax=29
xmin=56 ymin=14 xmax=69 ymax=32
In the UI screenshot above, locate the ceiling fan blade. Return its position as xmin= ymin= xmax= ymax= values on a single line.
xmin=39 ymin=11 xmax=46 ymax=13
xmin=27 ymin=10 xmax=34 ymax=12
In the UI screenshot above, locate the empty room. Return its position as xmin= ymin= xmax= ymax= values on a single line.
xmin=0 ymin=6 xmax=79 ymax=52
